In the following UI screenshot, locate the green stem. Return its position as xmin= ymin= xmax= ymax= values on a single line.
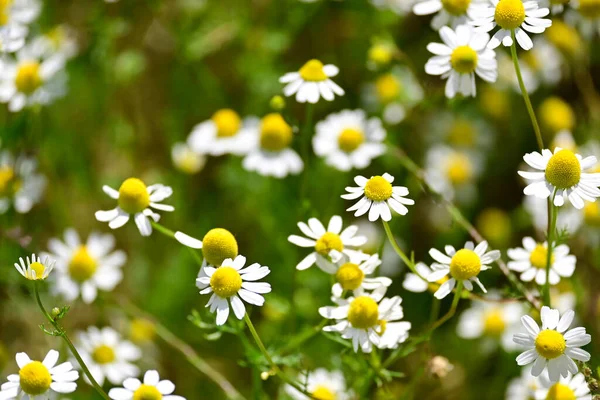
xmin=298 ymin=103 xmax=314 ymax=214
xmin=543 ymin=193 xmax=557 ymax=306
xmin=279 ymin=320 xmax=328 ymax=356
xmin=382 ymin=220 xmax=422 ymax=278
xmin=429 ymin=281 xmax=463 ymax=332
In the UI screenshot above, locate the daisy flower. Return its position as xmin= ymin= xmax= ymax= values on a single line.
xmin=342 ymin=173 xmax=414 ymax=222
xmin=427 ymin=241 xmax=500 ymax=299
xmin=287 ymin=215 xmax=367 ymax=272
xmin=0 ymin=0 xmax=41 ymax=53
xmin=413 ymin=0 xmax=481 ymax=30
xmin=424 ymin=145 xmax=482 ymax=201
xmin=196 ymin=255 xmax=271 ymax=326
xmin=331 ymin=252 xmax=392 ymax=298
xmin=469 ymin=0 xmax=552 ymax=51
xmin=513 ymin=306 xmax=591 ymax=382
xmin=284 ymin=369 xmax=352 ymax=400
xmin=42 ymin=229 xmax=126 ymax=304
xmin=279 ymin=59 xmax=344 ymax=103
xmin=0 ymin=350 xmax=78 ymax=399
xmin=507 ymin=237 xmax=576 ymax=285
xmin=174 ymin=227 xmax=238 ymax=266
xmin=14 ymin=253 xmax=55 ymax=281
xmin=402 ymin=262 xmax=446 ymax=293
xmin=171 ymin=142 xmax=206 ymax=174
xmin=535 ymin=372 xmax=592 ymax=400
xmin=0 ymin=148 xmax=46 ymax=214
xmin=566 ymin=0 xmax=600 ymax=38
xmin=518 ymin=147 xmax=600 ymax=209
xmin=506 ymin=366 xmax=542 ymax=400
xmin=95 ymin=177 xmax=174 ymax=236
xmin=108 ymin=370 xmax=185 ymax=400
xmin=425 ymin=25 xmax=497 ymax=98
xmin=313 ymin=109 xmax=386 ymax=172
xmin=32 ymin=25 xmax=79 ymax=60
xmin=75 ymin=326 xmax=141 ymax=386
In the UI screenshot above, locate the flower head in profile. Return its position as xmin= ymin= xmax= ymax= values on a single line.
xmin=14 ymin=253 xmax=55 ymax=281
xmin=108 ymin=370 xmax=185 ymax=400
xmin=535 ymin=371 xmax=591 ymax=400
xmin=0 ymin=350 xmax=78 ymax=399
xmin=279 ymin=59 xmax=344 ymax=103
xmin=95 ymin=177 xmax=174 ymax=236
xmin=284 ymin=369 xmax=352 ymax=400
xmin=508 ymin=237 xmax=576 ymax=285
xmin=174 ymin=227 xmax=238 ymax=267
xmin=413 ymin=0 xmax=480 ymax=30
xmin=0 ymin=147 xmax=46 ymax=214
xmin=331 ymin=252 xmax=392 ymax=298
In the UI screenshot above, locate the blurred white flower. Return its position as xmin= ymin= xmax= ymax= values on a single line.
xmin=108 ymin=370 xmax=185 ymax=400
xmin=171 ymin=142 xmax=206 ymax=174
xmin=424 ymin=145 xmax=482 ymax=202
xmin=0 ymin=0 xmax=41 ymax=53
xmin=535 ymin=371 xmax=591 ymax=400
xmin=0 ymin=148 xmax=46 ymax=214
xmin=413 ymin=0 xmax=481 ymax=29
xmin=285 ymin=369 xmax=352 ymax=400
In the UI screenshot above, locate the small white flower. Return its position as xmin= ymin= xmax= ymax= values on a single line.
xmin=0 ymin=0 xmax=41 ymax=53
xmin=506 ymin=366 xmax=542 ymax=400
xmin=279 ymin=59 xmax=344 ymax=104
xmin=31 ymin=25 xmax=79 ymax=60
xmin=284 ymin=369 xmax=352 ymax=400
xmin=0 ymin=148 xmax=46 ymax=214
xmin=171 ymin=142 xmax=206 ymax=174
xmin=108 ymin=370 xmax=186 ymax=400
xmin=513 ymin=306 xmax=591 ymax=382
xmin=424 ymin=145 xmax=482 ymax=201
xmin=402 ymin=262 xmax=440 ymax=293
xmin=95 ymin=177 xmax=174 ymax=237
xmin=330 ymin=252 xmax=392 ymax=298
xmin=508 ymin=237 xmax=576 ymax=285
xmin=413 ymin=0 xmax=482 ymax=29
xmin=566 ymin=0 xmax=600 ymax=39
xmin=14 ymin=253 xmax=55 ymax=281
xmin=0 ymin=350 xmax=78 ymax=399
xmin=196 ymin=255 xmax=271 ymax=326
xmin=535 ymin=371 xmax=592 ymax=400
xmin=342 ymin=173 xmax=414 ymax=222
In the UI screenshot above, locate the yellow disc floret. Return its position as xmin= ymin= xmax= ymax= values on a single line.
xmin=336 ymin=263 xmax=365 ymax=290
xmin=546 ymin=383 xmax=576 ymax=400
xmin=442 ymin=0 xmax=471 ymax=15
xmin=312 ymin=385 xmax=336 ymax=400
xmin=299 ymin=59 xmax=328 ymax=82
xmin=202 ymin=228 xmax=238 ymax=266
xmin=338 ymin=128 xmax=364 ymax=153
xmin=315 ymin=232 xmax=343 ymax=256
xmin=529 ymin=244 xmax=554 ymax=269
xmin=375 ymin=74 xmax=401 ymax=104
xmin=483 ymin=309 xmax=506 ymax=336
xmin=15 ymin=61 xmax=42 ymax=95
xmin=578 ymin=0 xmax=600 ymax=18
xmin=210 ymin=266 xmax=242 ymax=298
xmin=92 ymin=345 xmax=116 ymax=364
xmin=494 ymin=0 xmax=526 ymax=30
xmin=535 ymin=329 xmax=566 ymax=359
xmin=29 ymin=262 xmax=46 ymax=279
xmin=118 ymin=178 xmax=150 ymax=214
xmin=212 ymin=109 xmax=241 ymax=138
xmin=69 ymin=246 xmax=97 ymax=282
xmin=545 ymin=149 xmax=581 ymax=189
xmin=133 ymin=384 xmax=163 ymax=400
xmin=260 ymin=113 xmax=293 ymax=152
xmin=347 ymin=296 xmax=379 ymax=329
xmin=450 ymin=46 xmax=478 ymax=74
xmin=539 ymin=97 xmax=575 ymax=134
xmin=584 ymin=202 xmax=600 ymax=226
xmin=364 ymin=176 xmax=393 ymax=202
xmin=19 ymin=361 xmax=52 ymax=396
xmin=446 ymin=153 xmax=473 ymax=185
xmin=449 ymin=249 xmax=481 ymax=280
xmin=368 ymin=44 xmax=393 ymax=66
xmin=0 ymin=0 xmax=11 ymax=26
xmin=0 ymin=166 xmax=15 ymax=196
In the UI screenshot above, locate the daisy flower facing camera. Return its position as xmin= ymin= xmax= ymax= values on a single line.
xmin=285 ymin=369 xmax=352 ymax=400
xmin=14 ymin=253 xmax=55 ymax=281
xmin=518 ymin=148 xmax=600 ymax=209
xmin=535 ymin=372 xmax=592 ymax=400
xmin=513 ymin=307 xmax=591 ymax=382
xmin=425 ymin=25 xmax=497 ymax=98
xmin=175 ymin=227 xmax=238 ymax=266
xmin=508 ymin=237 xmax=576 ymax=285
xmin=0 ymin=0 xmax=41 ymax=53
xmin=279 ymin=59 xmax=344 ymax=103
xmin=108 ymin=370 xmax=185 ymax=400
xmin=95 ymin=177 xmax=174 ymax=236
xmin=187 ymin=109 xmax=257 ymax=156
xmin=331 ymin=252 xmax=392 ymax=298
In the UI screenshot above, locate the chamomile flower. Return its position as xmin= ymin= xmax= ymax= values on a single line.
xmin=424 ymin=145 xmax=482 ymax=201
xmin=0 ymin=350 xmax=78 ymax=399
xmin=425 ymin=25 xmax=497 ymax=98
xmin=469 ymin=0 xmax=552 ymax=51
xmin=507 ymin=237 xmax=576 ymax=285
xmin=42 ymin=229 xmax=126 ymax=304
xmin=0 ymin=148 xmax=46 ymax=214
xmin=95 ymin=177 xmax=174 ymax=237
xmin=279 ymin=59 xmax=344 ymax=103
xmin=171 ymin=142 xmax=206 ymax=174
xmin=427 ymin=241 xmax=500 ymax=299
xmin=284 ymin=369 xmax=351 ymax=400
xmin=567 ymin=0 xmax=600 ymax=38
xmin=413 ymin=0 xmax=481 ymax=30
xmin=108 ymin=370 xmax=185 ymax=400
xmin=14 ymin=253 xmax=55 ymax=281
xmin=402 ymin=262 xmax=448 ymax=293
xmin=174 ymin=227 xmax=238 ymax=266
xmin=0 ymin=0 xmax=41 ymax=53
xmin=513 ymin=307 xmax=591 ymax=382
xmin=313 ymin=110 xmax=386 ymax=172
xmin=535 ymin=372 xmax=592 ymax=400
xmin=331 ymin=252 xmax=392 ymax=298
xmin=518 ymin=148 xmax=600 ymax=209
xmin=75 ymin=326 xmax=141 ymax=386
xmin=506 ymin=366 xmax=542 ymax=400
xmin=342 ymin=173 xmax=414 ymax=222
xmin=33 ymin=25 xmax=79 ymax=60
xmin=196 ymin=255 xmax=271 ymax=326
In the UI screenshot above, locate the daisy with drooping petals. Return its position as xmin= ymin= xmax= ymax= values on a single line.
xmin=0 ymin=350 xmax=78 ymax=399
xmin=42 ymin=229 xmax=126 ymax=304
xmin=413 ymin=0 xmax=481 ymax=30
xmin=14 ymin=253 xmax=55 ymax=281
xmin=0 ymin=147 xmax=46 ymax=214
xmin=279 ymin=59 xmax=344 ymax=103
xmin=513 ymin=307 xmax=591 ymax=382
xmin=427 ymin=241 xmax=500 ymax=299
xmin=95 ymin=177 xmax=174 ymax=236
xmin=469 ymin=0 xmax=552 ymax=50
xmin=288 ymin=215 xmax=368 ymax=273
xmin=518 ymin=148 xmax=600 ymax=209
xmin=342 ymin=173 xmax=414 ymax=222
xmin=284 ymin=369 xmax=352 ymax=400
xmin=508 ymin=237 xmax=576 ymax=285
xmin=108 ymin=370 xmax=185 ymax=400
xmin=425 ymin=25 xmax=497 ymax=98
xmin=196 ymin=255 xmax=271 ymax=326
xmin=535 ymin=372 xmax=592 ymax=400
xmin=313 ymin=109 xmax=386 ymax=172
xmin=331 ymin=252 xmax=392 ymax=298
xmin=174 ymin=227 xmax=238 ymax=267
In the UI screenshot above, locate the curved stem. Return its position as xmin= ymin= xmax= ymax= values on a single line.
xmin=381 ymin=220 xmax=422 ymax=278
xmin=429 ymin=281 xmax=463 ymax=332
xmin=543 ymin=193 xmax=557 ymax=306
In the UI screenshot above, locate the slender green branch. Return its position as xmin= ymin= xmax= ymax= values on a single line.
xmin=429 ymin=281 xmax=463 ymax=332
xmin=543 ymin=192 xmax=557 ymax=307
xmin=279 ymin=320 xmax=328 ymax=356
xmin=382 ymin=220 xmax=422 ymax=278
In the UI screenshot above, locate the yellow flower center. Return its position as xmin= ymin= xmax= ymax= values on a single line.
xmin=212 ymin=109 xmax=241 ymax=138
xmin=442 ymin=0 xmax=471 ymax=15
xmin=338 ymin=128 xmax=364 ymax=153
xmin=579 ymin=0 xmax=600 ymax=18
xmin=347 ymin=296 xmax=379 ymax=329
xmin=68 ymin=246 xmax=97 ymax=283
xmin=446 ymin=153 xmax=473 ymax=184
xmin=202 ymin=228 xmax=239 ymax=266
xmin=312 ymin=385 xmax=336 ymax=400
xmin=529 ymin=244 xmax=554 ymax=269
xmin=315 ymin=232 xmax=343 ymax=256
xmin=546 ymin=383 xmax=576 ymax=400
xmin=299 ymin=59 xmax=328 ymax=82
xmin=545 ymin=150 xmax=581 ymax=189
xmin=92 ymin=345 xmax=116 ymax=365
xmin=118 ymin=178 xmax=150 ymax=214
xmin=0 ymin=0 xmax=12 ymax=26
xmin=0 ymin=166 xmax=16 ymax=196
xmin=483 ymin=310 xmax=506 ymax=336
xmin=210 ymin=266 xmax=242 ymax=298
xmin=535 ymin=329 xmax=566 ymax=359
xmin=448 ymin=119 xmax=476 ymax=147
xmin=375 ymin=74 xmax=401 ymax=104
xmin=29 ymin=262 xmax=46 ymax=279
xmin=15 ymin=62 xmax=42 ymax=95
xmin=335 ymin=263 xmax=365 ymax=291
xmin=18 ymin=361 xmax=52 ymax=396
xmin=130 ymin=318 xmax=156 ymax=343
xmin=450 ymin=46 xmax=478 ymax=74
xmin=46 ymin=26 xmax=66 ymax=49
xmin=546 ymin=21 xmax=581 ymax=57
xmin=259 ymin=113 xmax=293 ymax=152
xmin=494 ymin=0 xmax=526 ymax=29
xmin=584 ymin=202 xmax=600 ymax=226
xmin=175 ymin=150 xmax=204 ymax=174
xmin=364 ymin=176 xmax=393 ymax=202
xmin=539 ymin=98 xmax=575 ymax=133
xmin=133 ymin=384 xmax=163 ymax=400
xmin=449 ymin=249 xmax=481 ymax=280
xmin=368 ymin=44 xmax=393 ymax=66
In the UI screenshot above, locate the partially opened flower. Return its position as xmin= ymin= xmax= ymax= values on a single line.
xmin=108 ymin=370 xmax=185 ymax=400
xmin=508 ymin=237 xmax=576 ymax=285
xmin=0 ymin=147 xmax=46 ymax=214
xmin=14 ymin=253 xmax=55 ymax=281
xmin=279 ymin=59 xmax=344 ymax=103
xmin=174 ymin=228 xmax=238 ymax=266
xmin=535 ymin=372 xmax=591 ymax=400
xmin=331 ymin=252 xmax=392 ymax=298
xmin=284 ymin=369 xmax=352 ymax=400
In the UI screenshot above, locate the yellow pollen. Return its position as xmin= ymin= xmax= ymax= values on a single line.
xmin=368 ymin=44 xmax=393 ymax=66
xmin=583 ymin=202 xmax=600 ymax=226
xmin=375 ymin=74 xmax=401 ymax=104
xmin=545 ymin=150 xmax=581 ymax=189
xmin=442 ymin=0 xmax=471 ymax=15
xmin=0 ymin=166 xmax=16 ymax=196
xmin=335 ymin=263 xmax=365 ymax=290
xmin=312 ymin=385 xmax=336 ymax=400
xmin=450 ymin=46 xmax=478 ymax=74
xmin=212 ymin=109 xmax=241 ymax=138
xmin=449 ymin=249 xmax=481 ymax=280
xmin=202 ymin=228 xmax=238 ymax=266
xmin=529 ymin=244 xmax=554 ymax=269
xmin=118 ymin=178 xmax=150 ymax=214
xmin=68 ymin=246 xmax=97 ymax=283
xmin=347 ymin=296 xmax=379 ymax=329
xmin=299 ymin=59 xmax=328 ymax=82
xmin=546 ymin=383 xmax=576 ymax=400
xmin=483 ymin=310 xmax=506 ymax=336
xmin=130 ymin=318 xmax=156 ymax=343
xmin=210 ymin=266 xmax=242 ymax=298
xmin=535 ymin=329 xmax=566 ymax=359
xmin=15 ymin=62 xmax=42 ymax=95
xmin=494 ymin=0 xmax=526 ymax=29
xmin=259 ymin=113 xmax=293 ymax=152
xmin=29 ymin=262 xmax=46 ymax=279
xmin=448 ymin=119 xmax=476 ymax=147
xmin=364 ymin=176 xmax=393 ymax=202
xmin=92 ymin=345 xmax=115 ymax=365
xmin=578 ymin=0 xmax=600 ymax=18
xmin=539 ymin=97 xmax=575 ymax=134
xmin=315 ymin=232 xmax=343 ymax=256
xmin=133 ymin=384 xmax=163 ymax=400
xmin=338 ymin=128 xmax=364 ymax=153
xmin=18 ymin=361 xmax=52 ymax=395
xmin=446 ymin=153 xmax=473 ymax=185
xmin=546 ymin=22 xmax=581 ymax=57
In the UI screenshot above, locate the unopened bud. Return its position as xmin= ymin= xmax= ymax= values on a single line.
xmin=269 ymin=95 xmax=285 ymax=111
xmin=583 ymin=366 xmax=592 ymax=377
xmin=51 ymin=308 xmax=61 ymax=318
xmin=588 ymin=379 xmax=599 ymax=391
xmin=260 ymin=371 xmax=270 ymax=381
